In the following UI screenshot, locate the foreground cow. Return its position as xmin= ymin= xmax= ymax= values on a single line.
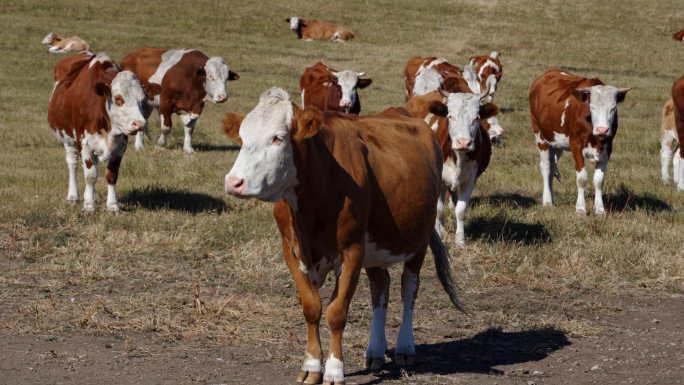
xmin=660 ymin=99 xmax=680 ymax=185
xmin=406 ymin=88 xmax=497 ymax=247
xmin=672 ymin=76 xmax=684 ymax=190
xmin=41 ymin=33 xmax=89 ymax=53
xmin=286 ymin=17 xmax=355 ymax=42
xmin=47 ymin=52 xmax=158 ymax=211
xmin=468 ymin=51 xmax=503 ymax=100
xmin=120 ymin=47 xmax=239 ymax=153
xmin=300 ymin=62 xmax=372 ymax=114
xmin=404 ymin=57 xmax=477 ymax=100
xmin=674 ymin=30 xmax=684 ymax=42
xmin=530 ymin=68 xmax=631 ymax=213
xmin=224 ymin=87 xmax=464 ymax=384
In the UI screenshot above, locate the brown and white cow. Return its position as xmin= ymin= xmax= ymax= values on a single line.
xmin=41 ymin=33 xmax=89 ymax=53
xmin=530 ymin=68 xmax=631 ymax=214
xmin=671 ymin=75 xmax=684 ymax=190
xmin=468 ymin=51 xmax=503 ymax=101
xmin=673 ymin=29 xmax=684 ymax=42
xmin=404 ymin=57 xmax=477 ymax=100
xmin=224 ymin=87 xmax=464 ymax=384
xmin=406 ymin=88 xmax=497 ymax=247
xmin=286 ymin=17 xmax=355 ymax=42
xmin=120 ymin=47 xmax=239 ymax=153
xmin=300 ymin=62 xmax=372 ymax=115
xmin=660 ymin=99 xmax=680 ymax=185
xmin=47 ymin=52 xmax=159 ymax=212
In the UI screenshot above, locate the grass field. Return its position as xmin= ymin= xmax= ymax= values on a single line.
xmin=1 ymin=0 xmax=684 ymax=383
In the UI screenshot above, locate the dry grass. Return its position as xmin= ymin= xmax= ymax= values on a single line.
xmin=1 ymin=0 xmax=684 ymax=371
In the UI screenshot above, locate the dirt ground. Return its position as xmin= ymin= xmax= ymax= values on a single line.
xmin=1 ymin=293 xmax=682 ymax=385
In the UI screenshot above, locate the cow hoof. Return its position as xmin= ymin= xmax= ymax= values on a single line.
xmin=154 ymin=145 xmax=167 ymax=151
xmin=595 ymin=210 xmax=605 ymax=215
xmin=575 ymin=209 xmax=587 ymax=215
xmin=107 ymin=205 xmax=120 ymax=213
xmin=67 ymin=196 xmax=79 ymax=202
xmin=296 ymin=370 xmax=323 ymax=384
xmin=364 ymin=356 xmax=385 ymax=370
xmin=135 ymin=145 xmax=145 ymax=151
xmin=395 ymin=353 xmax=415 ymax=366
xmin=183 ymin=147 xmax=196 ymax=154
xmin=82 ymin=205 xmax=96 ymax=212
xmin=542 ymin=202 xmax=554 ymax=207
xmin=322 ymin=380 xmax=345 ymax=385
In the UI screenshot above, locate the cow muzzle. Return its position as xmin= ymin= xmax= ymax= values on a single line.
xmin=216 ymin=94 xmax=228 ymax=103
xmin=454 ymin=138 xmax=473 ymax=152
xmin=340 ymin=100 xmax=352 ymax=108
xmin=225 ymin=176 xmax=246 ymax=196
xmin=125 ymin=121 xmax=147 ymax=135
xmin=596 ymin=127 xmax=610 ymax=137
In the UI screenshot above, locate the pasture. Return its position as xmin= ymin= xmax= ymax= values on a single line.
xmin=1 ymin=0 xmax=683 ymax=383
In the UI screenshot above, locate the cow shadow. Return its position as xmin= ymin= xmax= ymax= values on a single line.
xmin=120 ymin=186 xmax=228 ymax=214
xmin=605 ymin=184 xmax=670 ymax=213
xmin=191 ymin=143 xmax=241 ymax=152
xmin=466 ymin=213 xmax=551 ymax=245
xmin=470 ymin=193 xmax=538 ymax=209
xmin=348 ymin=327 xmax=570 ymax=384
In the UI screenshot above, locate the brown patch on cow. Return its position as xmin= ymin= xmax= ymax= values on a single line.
xmin=537 ymin=141 xmax=549 ymax=151
xmin=143 ymin=83 xmax=163 ymax=101
xmin=85 ymin=159 xmax=94 ymax=169
xmin=479 ymin=103 xmax=499 ymax=120
xmin=222 ymin=113 xmax=245 ymax=145
xmin=673 ymin=29 xmax=684 ymax=42
xmin=294 ymin=107 xmax=323 ymax=141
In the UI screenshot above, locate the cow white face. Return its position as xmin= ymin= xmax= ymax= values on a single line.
xmin=225 ymin=87 xmax=298 ymax=203
xmin=102 ymin=71 xmax=147 ymax=136
xmin=203 ymin=57 xmax=229 ymax=103
xmin=444 ymin=93 xmax=483 ymax=153
xmin=485 ymin=117 xmax=504 ymax=146
xmin=329 ymin=69 xmax=370 ymax=112
xmin=288 ymin=17 xmax=300 ymax=30
xmin=42 ymin=33 xmax=55 ymax=45
xmin=413 ymin=68 xmax=443 ymax=97
xmin=578 ymin=85 xmax=631 ymax=137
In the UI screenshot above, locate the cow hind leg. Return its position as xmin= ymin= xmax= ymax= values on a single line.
xmin=674 ymin=146 xmax=681 ymax=185
xmin=435 ymin=185 xmax=448 ymax=236
xmin=180 ymin=113 xmax=198 ymax=153
xmin=364 ymin=267 xmax=389 ymax=370
xmin=535 ymin=132 xmax=554 ymax=206
xmin=395 ymin=251 xmax=426 ymax=365
xmin=65 ymin=144 xmax=79 ymax=202
xmin=677 ymin=148 xmax=684 ymax=191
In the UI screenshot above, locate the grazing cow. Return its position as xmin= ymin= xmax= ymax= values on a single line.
xmin=300 ymin=62 xmax=372 ymax=114
xmin=120 ymin=47 xmax=239 ymax=153
xmin=671 ymin=76 xmax=684 ymax=190
xmin=529 ymin=68 xmax=631 ymax=214
xmin=673 ymin=29 xmax=684 ymax=42
xmin=404 ymin=57 xmax=477 ymax=100
xmin=481 ymin=116 xmax=504 ymax=147
xmin=468 ymin=51 xmax=503 ymax=100
xmin=660 ymin=99 xmax=680 ymax=185
xmin=286 ymin=17 xmax=355 ymax=42
xmin=47 ymin=52 xmax=159 ymax=212
xmin=41 ymin=33 xmax=89 ymax=53
xmin=406 ymin=88 xmax=498 ymax=247
xmin=224 ymin=87 xmax=464 ymax=384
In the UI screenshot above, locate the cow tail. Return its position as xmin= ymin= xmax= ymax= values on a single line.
xmin=428 ymin=228 xmax=468 ymax=315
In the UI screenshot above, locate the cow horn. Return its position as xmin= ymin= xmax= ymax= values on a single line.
xmin=616 ymin=87 xmax=632 ymax=93
xmin=357 ymin=71 xmax=367 ymax=77
xmin=329 ymin=70 xmax=339 ymax=78
xmin=477 ymin=83 xmax=491 ymax=100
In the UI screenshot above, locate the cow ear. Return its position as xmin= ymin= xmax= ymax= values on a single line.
xmin=358 ymin=78 xmax=372 ymax=89
xmin=54 ymin=36 xmax=63 ymax=42
xmin=616 ymin=87 xmax=632 ymax=103
xmin=286 ymin=18 xmax=290 ymax=22
xmin=572 ymin=89 xmax=590 ymax=103
xmin=94 ymin=82 xmax=112 ymax=98
xmin=228 ymin=70 xmax=239 ymax=81
xmin=479 ymin=103 xmax=499 ymax=119
xmin=293 ymin=107 xmax=323 ymax=141
xmin=143 ymin=83 xmax=162 ymax=101
xmin=195 ymin=68 xmax=206 ymax=78
xmin=429 ymin=101 xmax=448 ymax=117
xmin=442 ymin=77 xmax=461 ymax=93
xmin=222 ymin=112 xmax=244 ymax=145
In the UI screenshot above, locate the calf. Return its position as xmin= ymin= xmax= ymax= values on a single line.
xmin=404 ymin=57 xmax=477 ymax=100
xmin=47 ymin=52 xmax=158 ymax=211
xmin=41 ymin=33 xmax=89 ymax=53
xmin=674 ymin=29 xmax=684 ymax=42
xmin=224 ymin=87 xmax=464 ymax=384
xmin=529 ymin=68 xmax=631 ymax=214
xmin=406 ymin=88 xmax=498 ymax=247
xmin=672 ymin=75 xmax=684 ymax=190
xmin=286 ymin=17 xmax=355 ymax=42
xmin=300 ymin=61 xmax=372 ymax=114
xmin=660 ymin=99 xmax=680 ymax=185
xmin=468 ymin=51 xmax=503 ymax=101
xmin=120 ymin=47 xmax=239 ymax=153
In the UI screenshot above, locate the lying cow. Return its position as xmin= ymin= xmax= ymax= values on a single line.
xmin=120 ymin=47 xmax=239 ymax=153
xmin=672 ymin=75 xmax=684 ymax=190
xmin=404 ymin=57 xmax=477 ymax=100
xmin=300 ymin=61 xmax=372 ymax=114
xmin=674 ymin=29 xmax=684 ymax=42
xmin=47 ymin=52 xmax=160 ymax=211
xmin=286 ymin=17 xmax=355 ymax=42
xmin=406 ymin=88 xmax=498 ymax=247
xmin=41 ymin=33 xmax=89 ymax=53
xmin=468 ymin=51 xmax=503 ymax=101
xmin=530 ymin=68 xmax=631 ymax=214
xmin=224 ymin=87 xmax=464 ymax=384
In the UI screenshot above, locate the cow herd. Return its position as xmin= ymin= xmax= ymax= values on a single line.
xmin=43 ymin=21 xmax=684 ymax=385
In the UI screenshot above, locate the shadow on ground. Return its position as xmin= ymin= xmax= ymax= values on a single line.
xmin=466 ymin=213 xmax=551 ymax=246
xmin=349 ymin=327 xmax=570 ymax=384
xmin=191 ymin=143 xmax=241 ymax=152
xmin=120 ymin=186 xmax=228 ymax=213
xmin=470 ymin=193 xmax=538 ymax=209
xmin=605 ymin=184 xmax=670 ymax=213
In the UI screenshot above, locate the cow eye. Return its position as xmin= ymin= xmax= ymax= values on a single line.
xmin=114 ymin=95 xmax=124 ymax=107
xmin=209 ymin=76 xmax=214 ymax=80
xmin=272 ymin=135 xmax=284 ymax=145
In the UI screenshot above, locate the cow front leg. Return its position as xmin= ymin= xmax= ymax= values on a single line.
xmin=395 ymin=251 xmax=426 ymax=365
xmin=105 ymin=139 xmax=127 ymax=212
xmin=155 ymin=109 xmax=173 ymax=150
xmin=676 ymin=147 xmax=684 ymax=190
xmin=674 ymin=147 xmax=681 ymax=185
xmin=593 ymin=158 xmax=608 ymax=215
xmin=661 ymin=135 xmax=676 ymax=184
xmin=180 ymin=113 xmax=198 ymax=153
xmin=535 ymin=132 xmax=554 ymax=206
xmin=435 ymin=185 xmax=448 ymax=236
xmin=453 ymin=175 xmax=476 ymax=248
xmin=81 ymin=153 xmax=98 ymax=212
xmin=64 ymin=143 xmax=79 ymax=202
xmin=364 ymin=267 xmax=389 ymax=370
xmin=572 ymin=148 xmax=588 ymax=214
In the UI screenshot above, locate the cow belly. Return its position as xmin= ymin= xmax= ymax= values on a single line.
xmin=546 ymin=132 xmax=571 ymax=151
xmin=52 ymin=129 xmax=77 ymax=146
xmin=442 ymin=157 xmax=477 ymax=190
xmin=363 ymin=236 xmax=412 ymax=269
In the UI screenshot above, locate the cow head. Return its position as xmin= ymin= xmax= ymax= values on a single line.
xmin=199 ymin=57 xmax=239 ymax=104
xmin=42 ymin=33 xmax=58 ymax=45
xmin=287 ymin=17 xmax=301 ymax=30
xmin=573 ymin=85 xmax=631 ymax=138
xmin=225 ymin=87 xmax=307 ymax=205
xmin=482 ymin=116 xmax=504 ymax=146
xmin=96 ymin=71 xmax=148 ymax=136
xmin=430 ymin=88 xmax=498 ymax=153
xmin=328 ymin=69 xmax=372 ymax=113
xmin=413 ymin=68 xmax=443 ymax=97
xmin=469 ymin=51 xmax=502 ymax=102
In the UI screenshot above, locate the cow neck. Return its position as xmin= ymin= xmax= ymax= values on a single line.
xmin=295 ymin=24 xmax=304 ymax=39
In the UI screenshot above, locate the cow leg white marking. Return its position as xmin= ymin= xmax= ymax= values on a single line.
xmin=661 ymin=136 xmax=676 ymax=184
xmin=323 ymin=353 xmax=344 ymax=384
xmin=536 ymin=132 xmax=554 ymax=206
xmin=135 ymin=131 xmax=145 ymax=151
xmin=301 ymin=352 xmax=322 ymax=373
xmin=81 ymin=155 xmax=98 ymax=212
xmin=365 ymin=268 xmax=389 ymax=369
xmin=674 ymin=147 xmax=681 ymax=185
xmin=575 ymin=166 xmax=589 ymax=214
xmin=180 ymin=114 xmax=198 ymax=153
xmin=593 ymin=159 xmax=607 ymax=215
xmin=395 ymin=267 xmax=418 ymax=365
xmin=435 ymin=185 xmax=447 ymax=235
xmin=453 ymin=176 xmax=476 ymax=248
xmin=65 ymin=144 xmax=80 ymax=202
xmin=301 ymin=89 xmax=305 ymax=108
xmin=106 ymin=184 xmax=119 ymax=212
xmin=677 ymin=148 xmax=684 ymax=190
xmin=155 ymin=114 xmax=171 ymax=150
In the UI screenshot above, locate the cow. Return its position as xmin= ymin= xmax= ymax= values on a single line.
xmin=120 ymin=47 xmax=239 ymax=153
xmin=481 ymin=116 xmax=504 ymax=147
xmin=224 ymin=87 xmax=464 ymax=385
xmin=406 ymin=88 xmax=498 ymax=247
xmin=529 ymin=68 xmax=631 ymax=214
xmin=286 ymin=17 xmax=355 ymax=42
xmin=300 ymin=62 xmax=372 ymax=115
xmin=47 ymin=52 xmax=160 ymax=212
xmin=41 ymin=33 xmax=89 ymax=53
xmin=673 ymin=29 xmax=684 ymax=42
xmin=468 ymin=51 xmax=503 ymax=101
xmin=671 ymin=75 xmax=684 ymax=190
xmin=404 ymin=57 xmax=477 ymax=101
xmin=660 ymin=99 xmax=680 ymax=185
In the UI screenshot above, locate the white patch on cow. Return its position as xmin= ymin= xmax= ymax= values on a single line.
xmin=301 ymin=353 xmax=322 ymax=372
xmin=560 ymin=72 xmax=569 ymax=76
xmin=413 ymin=68 xmax=442 ymax=97
xmin=308 ymin=260 xmax=330 ymax=289
xmin=489 ymin=51 xmax=500 ymax=60
xmin=63 ymin=41 xmax=76 ymax=52
xmin=575 ymin=166 xmax=589 ymax=214
xmin=322 ymin=82 xmax=331 ymax=87
xmin=301 ymin=89 xmax=305 ymax=108
xmin=89 ymin=52 xmax=112 ymax=68
xmin=582 ymin=144 xmax=605 ymax=163
xmin=323 ymin=354 xmax=345 ymax=383
xmin=299 ymin=259 xmax=307 ymax=273
xmin=462 ymin=66 xmax=480 ymax=93
xmin=366 ymin=295 xmax=388 ymax=362
xmin=49 ymin=80 xmax=60 ymax=106
xmin=423 ymin=114 xmax=438 ymax=131
xmin=363 ymin=234 xmax=410 ymax=268
xmin=478 ymin=59 xmax=500 ymax=79
xmin=148 ymin=49 xmax=196 ymax=84
xmin=289 ymin=17 xmax=300 ymax=30
xmin=421 ymin=58 xmax=447 ymax=71
xmin=486 ymin=117 xmax=504 ymax=140
xmin=548 ymin=132 xmax=570 ymax=150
